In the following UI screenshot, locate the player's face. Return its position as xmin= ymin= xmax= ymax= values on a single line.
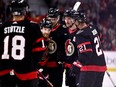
xmin=48 ymin=17 xmax=59 ymax=27
xmin=75 ymin=20 xmax=79 ymax=26
xmin=41 ymin=27 xmax=51 ymax=38
xmin=64 ymin=17 xmax=74 ymax=28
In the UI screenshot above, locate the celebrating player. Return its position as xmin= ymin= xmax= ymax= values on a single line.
xmin=0 ymin=0 xmax=46 ymax=87
xmin=70 ymin=10 xmax=107 ymax=87
xmin=41 ymin=8 xmax=66 ymax=87
xmin=63 ymin=9 xmax=80 ymax=87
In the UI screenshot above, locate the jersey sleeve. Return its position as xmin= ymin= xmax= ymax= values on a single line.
xmin=31 ymin=23 xmax=46 ymax=63
xmin=92 ymin=25 xmax=104 ymax=43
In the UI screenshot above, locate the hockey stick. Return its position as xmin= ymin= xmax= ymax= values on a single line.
xmin=38 ymin=70 xmax=54 ymax=87
xmin=106 ymin=72 xmax=116 ymax=87
xmin=73 ymin=1 xmax=81 ymax=11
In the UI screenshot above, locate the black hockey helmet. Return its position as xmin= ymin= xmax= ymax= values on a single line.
xmin=9 ymin=0 xmax=29 ymax=16
xmin=40 ymin=18 xmax=53 ymax=29
xmin=72 ymin=10 xmax=87 ymax=23
xmin=63 ymin=9 xmax=76 ymax=17
xmin=47 ymin=8 xmax=59 ymax=18
xmin=63 ymin=9 xmax=72 ymax=17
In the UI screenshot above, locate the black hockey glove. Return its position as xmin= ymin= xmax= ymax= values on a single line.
xmin=69 ymin=61 xmax=82 ymax=77
xmin=69 ymin=65 xmax=80 ymax=77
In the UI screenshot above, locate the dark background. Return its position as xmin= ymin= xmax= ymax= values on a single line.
xmin=0 ymin=0 xmax=116 ymax=51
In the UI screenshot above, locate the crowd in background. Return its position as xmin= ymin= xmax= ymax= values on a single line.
xmin=0 ymin=0 xmax=116 ymax=51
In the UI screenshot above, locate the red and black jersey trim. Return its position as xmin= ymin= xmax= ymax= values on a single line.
xmin=32 ymin=47 xmax=46 ymax=52
xmin=68 ymin=28 xmax=77 ymax=34
xmin=46 ymin=61 xmax=58 ymax=67
xmin=77 ymin=41 xmax=93 ymax=53
xmin=15 ymin=71 xmax=38 ymax=80
xmin=32 ymin=37 xmax=46 ymax=52
xmin=81 ymin=65 xmax=107 ymax=72
xmin=64 ymin=63 xmax=72 ymax=68
xmin=52 ymin=24 xmax=60 ymax=32
xmin=0 ymin=69 xmax=12 ymax=76
xmin=34 ymin=37 xmax=44 ymax=44
xmin=73 ymin=61 xmax=107 ymax=72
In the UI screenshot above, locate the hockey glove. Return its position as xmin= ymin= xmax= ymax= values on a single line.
xmin=69 ymin=61 xmax=82 ymax=77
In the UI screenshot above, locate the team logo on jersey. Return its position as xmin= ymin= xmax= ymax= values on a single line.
xmin=48 ymin=39 xmax=57 ymax=54
xmin=65 ymin=39 xmax=74 ymax=56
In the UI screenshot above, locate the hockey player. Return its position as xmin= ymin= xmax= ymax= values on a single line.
xmin=0 ymin=0 xmax=46 ymax=87
xmin=40 ymin=8 xmax=65 ymax=87
xmin=63 ymin=9 xmax=80 ymax=87
xmin=38 ymin=18 xmax=53 ymax=87
xmin=69 ymin=10 xmax=107 ymax=87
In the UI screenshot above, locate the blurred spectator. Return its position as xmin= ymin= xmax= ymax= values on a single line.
xmin=1 ymin=0 xmax=116 ymax=51
xmin=0 ymin=0 xmax=5 ymax=24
